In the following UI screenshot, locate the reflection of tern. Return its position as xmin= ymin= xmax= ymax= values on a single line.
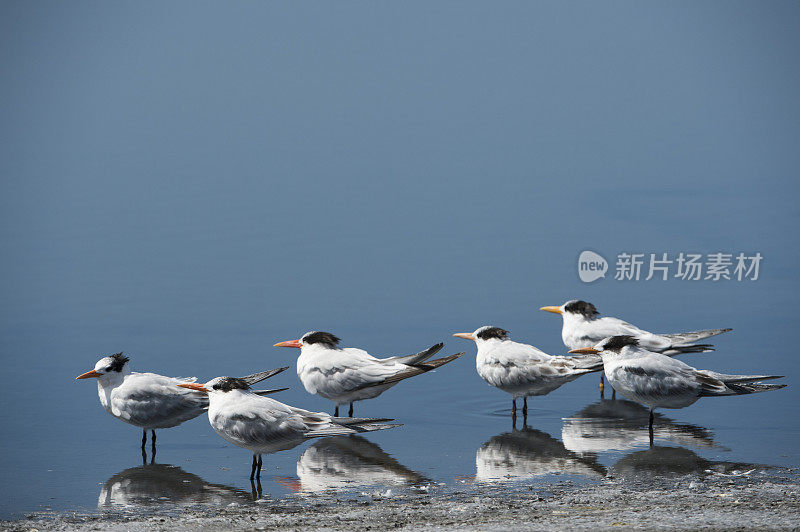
xmin=562 ymin=399 xmax=718 ymax=454
xmin=98 ymin=463 xmax=253 ymax=508
xmin=453 ymin=326 xmax=603 ymax=415
xmin=612 ymin=445 xmax=762 ymax=477
xmin=279 ymin=435 xmax=428 ymax=492
xmin=570 ymin=336 xmax=786 ymax=432
xmin=475 ymin=427 xmax=606 ymax=482
xmin=178 ymin=376 xmax=400 ymax=480
xmin=275 ymin=331 xmax=461 ymax=417
xmin=76 ymin=353 xmax=288 ymax=451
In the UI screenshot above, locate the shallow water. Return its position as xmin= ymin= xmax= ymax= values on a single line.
xmin=1 ymin=1 xmax=799 ymax=521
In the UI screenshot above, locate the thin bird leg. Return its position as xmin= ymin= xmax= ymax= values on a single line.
xmin=348 ymin=403 xmax=353 ymax=417
xmin=648 ymin=410 xmax=655 ymax=446
xmin=522 ymin=397 xmax=528 ymax=416
xmin=334 ymin=405 xmax=339 ymax=417
xmin=512 ymin=398 xmax=517 ymax=413
xmin=599 ymin=374 xmax=605 ymax=392
xmin=612 ymin=388 xmax=616 ymax=400
xmin=141 ymin=429 xmax=147 ymax=451
xmin=250 ymin=455 xmax=257 ymax=480
xmin=151 ymin=430 xmax=156 ymax=452
xmin=256 ymin=455 xmax=263 ymax=480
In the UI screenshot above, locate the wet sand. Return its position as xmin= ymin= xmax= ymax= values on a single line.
xmin=6 ymin=468 xmax=799 ymax=531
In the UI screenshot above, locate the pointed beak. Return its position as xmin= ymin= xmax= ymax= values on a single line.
xmin=452 ymin=333 xmax=475 ymax=341
xmin=76 ymin=370 xmax=100 ymax=380
xmin=177 ymin=383 xmax=208 ymax=393
xmin=540 ymin=306 xmax=563 ymax=315
xmin=274 ymin=339 xmax=302 ymax=348
xmin=569 ymin=347 xmax=600 ymax=354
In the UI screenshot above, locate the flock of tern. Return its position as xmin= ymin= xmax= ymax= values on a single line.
xmin=77 ymin=299 xmax=786 ymax=480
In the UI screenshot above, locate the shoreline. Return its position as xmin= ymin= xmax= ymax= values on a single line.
xmin=6 ymin=468 xmax=799 ymax=531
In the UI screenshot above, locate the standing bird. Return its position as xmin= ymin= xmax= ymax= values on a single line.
xmin=274 ymin=331 xmax=462 ymax=417
xmin=177 ymin=376 xmax=400 ymax=480
xmin=540 ymin=300 xmax=732 ymax=391
xmin=569 ymin=335 xmax=786 ymax=440
xmin=76 ymin=353 xmax=288 ymax=452
xmin=453 ymin=326 xmax=604 ymax=417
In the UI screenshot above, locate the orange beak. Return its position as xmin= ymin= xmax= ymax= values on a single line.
xmin=569 ymin=347 xmax=600 ymax=354
xmin=452 ymin=333 xmax=476 ymax=341
xmin=76 ymin=369 xmax=101 ymax=380
xmin=274 ymin=339 xmax=302 ymax=348
xmin=177 ymin=383 xmax=208 ymax=393
xmin=540 ymin=306 xmax=563 ymax=314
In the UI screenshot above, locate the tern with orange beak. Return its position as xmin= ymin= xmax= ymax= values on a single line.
xmin=453 ymin=326 xmax=604 ymax=417
xmin=178 ymin=376 xmax=400 ymax=480
xmin=569 ymin=335 xmax=786 ymax=437
xmin=541 ymin=300 xmax=732 ymax=391
xmin=76 ymin=353 xmax=288 ymax=452
xmin=275 ymin=331 xmax=462 ymax=416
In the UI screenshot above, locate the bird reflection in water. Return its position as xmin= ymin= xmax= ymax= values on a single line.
xmin=98 ymin=463 xmax=257 ymax=508
xmin=276 ymin=435 xmax=429 ymax=493
xmin=562 ymin=398 xmax=719 ymax=455
xmin=612 ymin=445 xmax=763 ymax=478
xmin=475 ymin=425 xmax=606 ymax=482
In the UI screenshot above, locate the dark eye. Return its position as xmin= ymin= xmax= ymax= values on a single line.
xmin=106 ymin=366 xmax=113 ymax=372
xmin=212 ymin=383 xmax=220 ymax=390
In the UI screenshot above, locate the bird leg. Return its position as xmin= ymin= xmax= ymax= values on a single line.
xmin=512 ymin=398 xmax=517 ymax=413
xmin=648 ymin=410 xmax=654 ymax=447
xmin=348 ymin=403 xmax=353 ymax=417
xmin=141 ymin=429 xmax=147 ymax=451
xmin=151 ymin=430 xmax=156 ymax=453
xmin=334 ymin=405 xmax=339 ymax=417
xmin=612 ymin=388 xmax=616 ymax=400
xmin=522 ymin=397 xmax=528 ymax=416
xmin=599 ymin=374 xmax=605 ymax=393
xmin=250 ymin=455 xmax=257 ymax=480
xmin=256 ymin=455 xmax=263 ymax=480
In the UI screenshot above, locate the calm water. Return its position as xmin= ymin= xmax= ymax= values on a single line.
xmin=1 ymin=1 xmax=799 ymax=520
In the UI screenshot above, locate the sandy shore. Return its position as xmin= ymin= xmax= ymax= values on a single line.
xmin=5 ymin=468 xmax=799 ymax=531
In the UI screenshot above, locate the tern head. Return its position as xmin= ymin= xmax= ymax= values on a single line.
xmin=76 ymin=353 xmax=130 ymax=380
xmin=540 ymin=300 xmax=600 ymax=320
xmin=453 ymin=326 xmax=510 ymax=343
xmin=569 ymin=335 xmax=639 ymax=355
xmin=178 ymin=376 xmax=251 ymax=395
xmin=274 ymin=331 xmax=341 ymax=350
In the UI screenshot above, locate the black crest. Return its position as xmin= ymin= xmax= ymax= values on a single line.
xmin=107 ymin=352 xmax=129 ymax=372
xmin=603 ymin=335 xmax=639 ymax=352
xmin=302 ymin=331 xmax=341 ymax=348
xmin=476 ymin=327 xmax=510 ymax=341
xmin=564 ymin=300 xmax=600 ymax=318
xmin=211 ymin=377 xmax=250 ymax=392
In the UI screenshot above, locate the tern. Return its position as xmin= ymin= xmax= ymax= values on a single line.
xmin=274 ymin=331 xmax=463 ymax=416
xmin=453 ymin=326 xmax=604 ymax=416
xmin=569 ymin=335 xmax=786 ymax=437
xmin=178 ymin=376 xmax=401 ymax=480
xmin=541 ymin=299 xmax=732 ymax=390
xmin=76 ymin=353 xmax=288 ymax=451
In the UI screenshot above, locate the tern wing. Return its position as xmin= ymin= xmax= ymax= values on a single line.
xmin=659 ymin=328 xmax=733 ymax=346
xmin=355 ymin=352 xmax=463 ymax=389
xmin=241 ymin=366 xmax=290 ymax=386
xmin=379 ymin=343 xmax=445 ymax=366
xmin=112 ymin=373 xmax=208 ymax=427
